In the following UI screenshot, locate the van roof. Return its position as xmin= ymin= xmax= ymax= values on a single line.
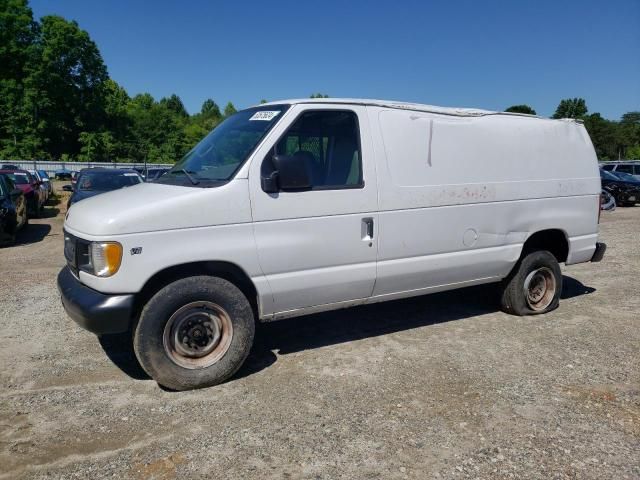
xmin=258 ymin=98 xmax=560 ymax=120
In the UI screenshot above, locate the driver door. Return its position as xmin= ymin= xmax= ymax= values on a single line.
xmin=248 ymin=105 xmax=378 ymax=317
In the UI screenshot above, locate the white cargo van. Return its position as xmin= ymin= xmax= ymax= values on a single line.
xmin=58 ymin=99 xmax=606 ymax=390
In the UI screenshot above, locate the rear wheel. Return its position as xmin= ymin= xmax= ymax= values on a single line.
xmin=133 ymin=276 xmax=255 ymax=390
xmin=499 ymin=250 xmax=562 ymax=316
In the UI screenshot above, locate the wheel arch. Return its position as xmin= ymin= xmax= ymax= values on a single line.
xmin=134 ymin=261 xmax=260 ymax=321
xmin=521 ymin=228 xmax=569 ymax=263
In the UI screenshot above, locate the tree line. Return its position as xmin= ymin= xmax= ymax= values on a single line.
xmin=1 ymin=0 xmax=638 ymax=163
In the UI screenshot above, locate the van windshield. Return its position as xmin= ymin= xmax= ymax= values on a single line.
xmin=158 ymin=105 xmax=289 ymax=187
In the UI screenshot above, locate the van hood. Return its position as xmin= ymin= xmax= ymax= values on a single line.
xmin=64 ymin=180 xmax=251 ymax=237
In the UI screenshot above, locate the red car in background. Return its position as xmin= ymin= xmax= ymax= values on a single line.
xmin=0 ymin=169 xmax=44 ymax=218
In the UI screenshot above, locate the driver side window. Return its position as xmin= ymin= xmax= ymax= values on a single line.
xmin=271 ymin=110 xmax=363 ymax=189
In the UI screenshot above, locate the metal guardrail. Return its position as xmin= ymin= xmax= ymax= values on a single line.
xmin=1 ymin=160 xmax=174 ymax=176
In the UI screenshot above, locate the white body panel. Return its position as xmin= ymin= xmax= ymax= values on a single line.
xmin=63 ymin=98 xmax=602 ymax=321
xmin=367 ymin=107 xmax=600 ymax=297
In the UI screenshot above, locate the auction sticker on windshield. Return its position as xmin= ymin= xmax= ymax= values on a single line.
xmin=249 ymin=111 xmax=280 ymax=121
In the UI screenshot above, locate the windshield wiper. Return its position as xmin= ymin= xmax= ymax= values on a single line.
xmin=176 ymin=169 xmax=199 ymax=185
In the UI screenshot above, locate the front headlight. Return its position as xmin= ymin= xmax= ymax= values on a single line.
xmin=78 ymin=241 xmax=123 ymax=277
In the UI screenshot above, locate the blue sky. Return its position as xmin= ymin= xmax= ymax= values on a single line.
xmin=30 ymin=0 xmax=639 ymax=119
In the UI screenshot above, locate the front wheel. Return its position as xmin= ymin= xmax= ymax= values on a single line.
xmin=134 ymin=276 xmax=255 ymax=390
xmin=499 ymin=250 xmax=562 ymax=316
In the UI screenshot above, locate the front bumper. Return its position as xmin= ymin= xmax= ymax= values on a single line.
xmin=57 ymin=266 xmax=135 ymax=334
xmin=591 ymin=242 xmax=606 ymax=263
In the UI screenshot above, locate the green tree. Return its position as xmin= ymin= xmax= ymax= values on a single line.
xmin=102 ymin=79 xmax=131 ymax=160
xmin=626 ymin=144 xmax=640 ymax=159
xmin=200 ymin=98 xmax=221 ymax=118
xmin=183 ymin=121 xmax=209 ymax=150
xmin=0 ymin=0 xmax=38 ymax=80
xmin=160 ymin=93 xmax=188 ymax=118
xmin=27 ymin=15 xmax=109 ymax=158
xmin=310 ymin=93 xmax=329 ymax=98
xmin=505 ymin=104 xmax=536 ymax=115
xmin=621 ymin=112 xmax=640 ymax=125
xmin=0 ymin=0 xmax=42 ymax=158
xmin=223 ymin=101 xmax=237 ymax=117
xmin=126 ymin=92 xmax=190 ymax=163
xmin=78 ymin=131 xmax=100 ymax=160
xmin=552 ymin=98 xmax=588 ymax=119
xmin=583 ymin=113 xmax=618 ymax=160
xmin=616 ymin=111 xmax=640 ymax=159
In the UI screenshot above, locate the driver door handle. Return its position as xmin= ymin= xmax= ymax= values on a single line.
xmin=362 ymin=218 xmax=374 ymax=241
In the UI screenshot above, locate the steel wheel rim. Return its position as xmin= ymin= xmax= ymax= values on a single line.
xmin=523 ymin=267 xmax=556 ymax=311
xmin=163 ymin=301 xmax=233 ymax=369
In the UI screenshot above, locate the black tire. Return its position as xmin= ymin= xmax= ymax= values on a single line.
xmin=499 ymin=250 xmax=562 ymax=316
xmin=30 ymin=202 xmax=40 ymax=218
xmin=133 ymin=276 xmax=255 ymax=391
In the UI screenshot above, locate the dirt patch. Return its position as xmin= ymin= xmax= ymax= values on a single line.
xmin=0 ymin=205 xmax=638 ymax=479
xmin=130 ymin=453 xmax=185 ymax=480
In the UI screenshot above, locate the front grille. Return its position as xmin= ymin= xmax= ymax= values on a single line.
xmin=64 ymin=230 xmax=90 ymax=276
xmin=64 ymin=230 xmax=77 ymax=275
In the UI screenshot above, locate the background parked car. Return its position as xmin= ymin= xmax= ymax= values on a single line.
xmin=70 ymin=171 xmax=79 ymax=187
xmin=600 ymin=161 xmax=640 ymax=181
xmin=1 ymin=164 xmax=19 ymax=170
xmin=29 ymin=169 xmax=49 ymax=204
xmin=144 ymin=168 xmax=170 ymax=181
xmin=37 ymin=169 xmax=54 ymax=197
xmin=0 ymin=173 xmax=28 ymax=245
xmin=0 ymin=169 xmax=44 ymax=217
xmin=66 ymin=168 xmax=143 ymax=208
xmin=600 ymin=168 xmax=640 ymax=207
xmin=54 ymin=168 xmax=72 ymax=180
xmin=133 ymin=167 xmax=171 ymax=181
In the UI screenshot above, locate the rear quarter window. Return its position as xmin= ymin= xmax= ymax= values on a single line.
xmin=615 ymin=165 xmax=634 ymax=174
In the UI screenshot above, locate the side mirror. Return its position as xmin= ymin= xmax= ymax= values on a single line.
xmin=62 ymin=184 xmax=73 ymax=192
xmin=261 ymin=170 xmax=279 ymax=193
xmin=266 ymin=154 xmax=311 ymax=192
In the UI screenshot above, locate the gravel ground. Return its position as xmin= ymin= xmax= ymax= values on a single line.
xmin=0 ymin=187 xmax=638 ymax=479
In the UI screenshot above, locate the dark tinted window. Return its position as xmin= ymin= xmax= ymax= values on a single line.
xmin=4 ymin=176 xmax=15 ymax=191
xmin=615 ymin=165 xmax=634 ymax=174
xmin=7 ymin=172 xmax=30 ymax=185
xmin=601 ymin=164 xmax=614 ymax=171
xmin=77 ymin=172 xmax=142 ymax=191
xmin=273 ymin=110 xmax=362 ymax=189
